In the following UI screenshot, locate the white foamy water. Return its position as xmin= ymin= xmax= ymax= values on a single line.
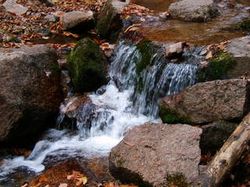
xmin=0 ymin=42 xmax=199 ymax=180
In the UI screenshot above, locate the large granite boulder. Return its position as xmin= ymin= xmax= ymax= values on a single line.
xmin=160 ymin=79 xmax=250 ymax=124
xmin=0 ymin=45 xmax=62 ymax=144
xmin=109 ymin=124 xmax=202 ymax=186
xmin=169 ymin=0 xmax=219 ymax=22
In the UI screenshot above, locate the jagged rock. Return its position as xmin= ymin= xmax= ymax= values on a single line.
xmin=61 ymin=10 xmax=94 ymax=30
xmin=3 ymin=0 xmax=28 ymax=16
xmin=168 ymin=0 xmax=219 ymax=22
xmin=67 ymin=38 xmax=107 ymax=93
xmin=160 ymin=79 xmax=250 ymax=124
xmin=225 ymin=36 xmax=250 ymax=79
xmin=200 ymin=121 xmax=238 ymax=154
xmin=109 ymin=124 xmax=202 ymax=186
xmin=96 ymin=0 xmax=128 ymax=40
xmin=0 ymin=45 xmax=62 ymax=144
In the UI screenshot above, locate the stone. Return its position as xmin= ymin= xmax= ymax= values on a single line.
xmin=225 ymin=36 xmax=250 ymax=79
xmin=61 ymin=10 xmax=94 ymax=30
xmin=109 ymin=124 xmax=202 ymax=186
xmin=44 ymin=14 xmax=58 ymax=23
xmin=164 ymin=42 xmax=186 ymax=58
xmin=0 ymin=45 xmax=62 ymax=143
xmin=160 ymin=79 xmax=250 ymax=124
xmin=200 ymin=121 xmax=238 ymax=154
xmin=168 ymin=0 xmax=219 ymax=22
xmin=29 ymin=158 xmax=113 ymax=187
xmin=3 ymin=0 xmax=28 ymax=16
xmin=226 ymin=36 xmax=250 ymax=58
xmin=96 ymin=0 xmax=127 ymax=40
xmin=67 ymin=38 xmax=107 ymax=93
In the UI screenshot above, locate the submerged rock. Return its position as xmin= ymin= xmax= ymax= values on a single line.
xmin=67 ymin=38 xmax=107 ymax=93
xmin=168 ymin=0 xmax=219 ymax=22
xmin=160 ymin=79 xmax=250 ymax=124
xmin=0 ymin=45 xmax=62 ymax=144
xmin=61 ymin=10 xmax=94 ymax=30
xmin=109 ymin=124 xmax=202 ymax=186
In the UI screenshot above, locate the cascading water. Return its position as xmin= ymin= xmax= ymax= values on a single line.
xmin=0 ymin=41 xmax=199 ymax=181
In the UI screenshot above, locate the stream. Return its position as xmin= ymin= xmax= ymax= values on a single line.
xmin=0 ymin=41 xmax=199 ymax=184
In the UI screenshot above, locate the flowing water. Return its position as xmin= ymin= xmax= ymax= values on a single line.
xmin=0 ymin=42 xmax=199 ymax=183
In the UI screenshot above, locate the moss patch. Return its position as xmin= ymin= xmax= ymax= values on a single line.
xmin=67 ymin=38 xmax=107 ymax=93
xmin=165 ymin=173 xmax=189 ymax=187
xmin=136 ymin=40 xmax=155 ymax=74
xmin=198 ymin=51 xmax=236 ymax=81
xmin=159 ymin=105 xmax=191 ymax=124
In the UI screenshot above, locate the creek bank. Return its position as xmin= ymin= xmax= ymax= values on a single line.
xmin=109 ymin=124 xmax=202 ymax=187
xmin=0 ymin=45 xmax=62 ymax=145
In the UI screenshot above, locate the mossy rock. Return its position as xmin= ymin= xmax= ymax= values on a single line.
xmin=159 ymin=104 xmax=191 ymax=124
xmin=67 ymin=38 xmax=107 ymax=93
xmin=96 ymin=0 xmax=122 ymax=41
xmin=136 ymin=40 xmax=155 ymax=75
xmin=198 ymin=51 xmax=236 ymax=81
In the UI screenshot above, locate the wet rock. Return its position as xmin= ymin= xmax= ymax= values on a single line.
xmin=164 ymin=42 xmax=187 ymax=58
xmin=169 ymin=0 xmax=219 ymax=22
xmin=67 ymin=38 xmax=107 ymax=93
xmin=109 ymin=124 xmax=202 ymax=186
xmin=160 ymin=79 xmax=250 ymax=124
xmin=29 ymin=158 xmax=112 ymax=187
xmin=96 ymin=0 xmax=128 ymax=40
xmin=61 ymin=10 xmax=94 ymax=30
xmin=200 ymin=121 xmax=238 ymax=154
xmin=0 ymin=45 xmax=62 ymax=144
xmin=225 ymin=36 xmax=250 ymax=79
xmin=3 ymin=0 xmax=28 ymax=16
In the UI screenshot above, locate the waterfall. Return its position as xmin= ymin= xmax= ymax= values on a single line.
xmin=0 ymin=41 xmax=199 ymax=180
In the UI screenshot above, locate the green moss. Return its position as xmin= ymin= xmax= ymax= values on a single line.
xmin=67 ymin=38 xmax=107 ymax=93
xmin=234 ymin=19 xmax=250 ymax=31
xmin=159 ymin=105 xmax=191 ymax=124
xmin=136 ymin=40 xmax=154 ymax=74
xmin=165 ymin=173 xmax=189 ymax=187
xmin=198 ymin=51 xmax=236 ymax=81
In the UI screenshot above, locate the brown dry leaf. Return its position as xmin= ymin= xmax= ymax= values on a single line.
xmin=76 ymin=176 xmax=88 ymax=186
xmin=67 ymin=170 xmax=88 ymax=186
xmin=63 ymin=31 xmax=79 ymax=38
xmin=205 ymin=51 xmax=213 ymax=60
